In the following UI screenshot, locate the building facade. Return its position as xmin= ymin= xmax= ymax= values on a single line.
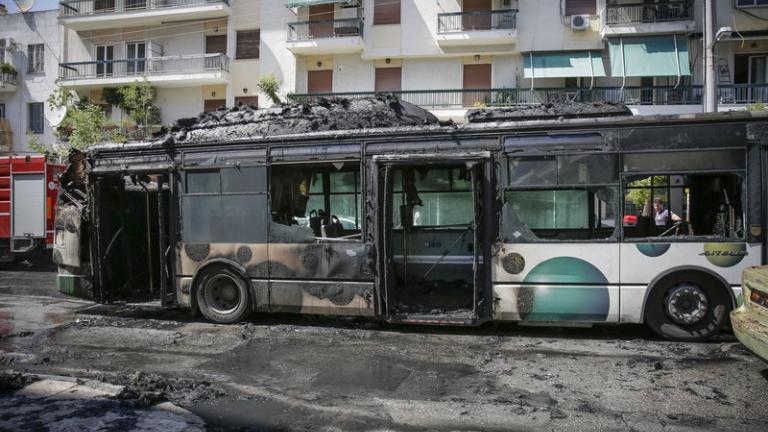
xmin=1 ymin=0 xmax=767 ymax=154
xmin=0 ymin=10 xmax=60 ymax=153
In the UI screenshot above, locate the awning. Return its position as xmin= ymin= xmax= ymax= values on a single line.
xmin=608 ymin=35 xmax=691 ymax=77
xmin=285 ymin=0 xmax=358 ymax=7
xmin=523 ymin=51 xmax=607 ymax=79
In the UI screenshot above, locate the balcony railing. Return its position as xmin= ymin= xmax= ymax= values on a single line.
xmin=605 ymin=1 xmax=693 ymax=25
xmin=0 ymin=72 xmax=18 ymax=88
xmin=287 ymin=18 xmax=363 ymax=41
xmin=438 ymin=9 xmax=517 ymax=33
xmin=288 ymin=84 xmax=768 ymax=108
xmin=59 ymin=0 xmax=229 ymax=18
xmin=58 ymin=53 xmax=229 ymax=80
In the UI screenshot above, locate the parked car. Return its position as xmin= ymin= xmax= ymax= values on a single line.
xmin=731 ymin=266 xmax=768 ymax=362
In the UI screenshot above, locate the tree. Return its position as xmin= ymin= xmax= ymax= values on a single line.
xmin=29 ymin=89 xmax=108 ymax=159
xmin=258 ymin=74 xmax=282 ymax=105
xmin=118 ymin=78 xmax=161 ymax=126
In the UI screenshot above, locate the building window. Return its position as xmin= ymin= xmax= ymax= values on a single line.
xmin=308 ymin=70 xmax=333 ymax=93
xmin=27 ymin=44 xmax=44 ymax=74
xmin=236 ymin=30 xmax=260 ymax=60
xmin=375 ymin=67 xmax=402 ymax=92
xmin=204 ymin=99 xmax=226 ymax=112
xmin=0 ymin=103 xmax=5 ymax=119
xmin=736 ymin=0 xmax=768 ymax=7
xmin=235 ymin=96 xmax=259 ymax=108
xmin=565 ymin=0 xmax=596 ymax=15
xmin=374 ymin=0 xmax=400 ymax=25
xmin=205 ymin=35 xmax=227 ymax=55
xmin=28 ymin=103 xmax=44 ymax=134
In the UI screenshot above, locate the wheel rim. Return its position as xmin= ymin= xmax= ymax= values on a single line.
xmin=202 ymin=274 xmax=241 ymax=315
xmin=665 ymin=283 xmax=709 ymax=326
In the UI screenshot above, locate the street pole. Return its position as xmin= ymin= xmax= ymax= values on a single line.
xmin=704 ymin=0 xmax=717 ymax=113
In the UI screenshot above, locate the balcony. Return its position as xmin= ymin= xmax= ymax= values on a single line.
xmin=288 ymin=84 xmax=768 ymax=109
xmin=436 ymin=10 xmax=517 ymax=47
xmin=0 ymin=72 xmax=17 ymax=93
xmin=59 ymin=0 xmax=230 ymax=31
xmin=602 ymin=1 xmax=695 ymax=37
xmin=286 ymin=18 xmax=364 ymax=55
xmin=58 ymin=53 xmax=230 ymax=88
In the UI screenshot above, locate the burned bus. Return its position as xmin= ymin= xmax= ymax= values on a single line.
xmin=53 ymin=98 xmax=768 ymax=341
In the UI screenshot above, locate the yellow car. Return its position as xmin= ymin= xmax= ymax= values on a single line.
xmin=731 ymin=266 xmax=768 ymax=362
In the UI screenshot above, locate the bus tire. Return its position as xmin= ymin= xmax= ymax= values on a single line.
xmin=644 ymin=270 xmax=731 ymax=341
xmin=195 ymin=265 xmax=251 ymax=324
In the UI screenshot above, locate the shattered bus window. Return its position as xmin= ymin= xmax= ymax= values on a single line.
xmin=623 ymin=173 xmax=745 ymax=239
xmin=270 ymin=163 xmax=361 ymax=239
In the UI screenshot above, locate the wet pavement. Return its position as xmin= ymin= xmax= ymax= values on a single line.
xmin=1 ymin=265 xmax=768 ymax=431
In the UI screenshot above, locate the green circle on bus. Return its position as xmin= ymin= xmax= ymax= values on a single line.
xmin=702 ymin=243 xmax=747 ymax=268
xmin=636 ymin=243 xmax=670 ymax=258
xmin=519 ymin=257 xmax=610 ymax=322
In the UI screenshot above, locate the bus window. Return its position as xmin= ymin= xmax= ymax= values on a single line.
xmin=182 ymin=167 xmax=269 ymax=244
xmin=623 ymin=173 xmax=744 ymax=240
xmin=270 ymin=163 xmax=361 ymax=239
xmin=392 ymin=167 xmax=473 ymax=227
xmin=503 ymin=154 xmax=620 ymax=242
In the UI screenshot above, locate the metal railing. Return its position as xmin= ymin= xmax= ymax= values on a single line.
xmin=58 ymin=53 xmax=229 ymax=80
xmin=0 ymin=72 xmax=18 ymax=88
xmin=288 ymin=84 xmax=768 ymax=108
xmin=287 ymin=18 xmax=363 ymax=41
xmin=605 ymin=1 xmax=693 ymax=25
xmin=59 ymin=0 xmax=229 ymax=18
xmin=438 ymin=9 xmax=517 ymax=33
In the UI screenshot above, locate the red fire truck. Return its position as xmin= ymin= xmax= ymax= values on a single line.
xmin=0 ymin=156 xmax=64 ymax=263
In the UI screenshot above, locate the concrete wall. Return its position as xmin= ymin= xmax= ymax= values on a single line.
xmin=0 ymin=10 xmax=60 ymax=153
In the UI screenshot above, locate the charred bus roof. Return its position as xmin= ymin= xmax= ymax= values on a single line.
xmin=86 ymin=97 xmax=768 ymax=165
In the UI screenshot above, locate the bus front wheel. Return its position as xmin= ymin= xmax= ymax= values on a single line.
xmin=195 ymin=265 xmax=252 ymax=324
xmin=644 ymin=271 xmax=731 ymax=341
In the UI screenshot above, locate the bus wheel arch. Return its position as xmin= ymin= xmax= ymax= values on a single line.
xmin=192 ymin=259 xmax=252 ymax=324
xmin=642 ymin=267 xmax=733 ymax=341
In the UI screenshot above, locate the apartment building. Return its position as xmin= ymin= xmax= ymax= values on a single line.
xmin=0 ymin=10 xmax=59 ymax=153
xmin=12 ymin=0 xmax=767 ymax=136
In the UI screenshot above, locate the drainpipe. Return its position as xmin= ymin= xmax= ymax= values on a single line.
xmin=704 ymin=0 xmax=717 ymax=112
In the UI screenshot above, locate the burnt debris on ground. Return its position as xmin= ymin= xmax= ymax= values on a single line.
xmin=466 ymin=101 xmax=633 ymax=123
xmin=110 ymin=372 xmax=226 ymax=408
xmin=159 ymin=95 xmax=441 ymax=146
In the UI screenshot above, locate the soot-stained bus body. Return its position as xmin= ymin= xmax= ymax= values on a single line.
xmin=53 ymin=99 xmax=768 ymax=341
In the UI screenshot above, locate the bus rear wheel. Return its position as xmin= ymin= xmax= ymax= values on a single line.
xmin=644 ymin=271 xmax=731 ymax=341
xmin=195 ymin=266 xmax=251 ymax=324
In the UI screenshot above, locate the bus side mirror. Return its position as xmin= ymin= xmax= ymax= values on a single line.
xmin=400 ymin=205 xmax=414 ymax=230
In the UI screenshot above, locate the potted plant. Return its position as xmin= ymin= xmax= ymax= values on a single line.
xmin=1 ymin=63 xmax=17 ymax=76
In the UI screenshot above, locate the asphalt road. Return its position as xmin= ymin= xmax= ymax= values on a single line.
xmin=0 ymin=265 xmax=767 ymax=431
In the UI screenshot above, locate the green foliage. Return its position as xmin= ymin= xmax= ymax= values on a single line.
xmin=258 ymin=74 xmax=282 ymax=105
xmin=118 ymin=78 xmax=161 ymax=126
xmin=0 ymin=63 xmax=17 ymax=76
xmin=63 ymin=104 xmax=107 ymax=150
xmin=747 ymin=102 xmax=766 ymax=112
xmin=625 ymin=176 xmax=667 ymax=211
xmin=101 ymin=87 xmax=124 ymax=108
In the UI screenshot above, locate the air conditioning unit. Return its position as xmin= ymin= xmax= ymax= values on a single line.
xmin=570 ymin=15 xmax=590 ymax=31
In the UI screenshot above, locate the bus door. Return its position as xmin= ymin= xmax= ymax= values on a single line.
xmin=376 ymin=153 xmax=493 ymax=325
xmin=86 ymin=171 xmax=173 ymax=304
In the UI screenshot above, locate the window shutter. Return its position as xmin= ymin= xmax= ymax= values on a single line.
xmin=565 ymin=0 xmax=596 ymax=15
xmin=236 ymin=30 xmax=260 ymax=60
xmin=375 ymin=68 xmax=402 ymax=92
xmin=205 ymin=35 xmax=227 ymax=55
xmin=374 ymin=0 xmax=400 ymax=25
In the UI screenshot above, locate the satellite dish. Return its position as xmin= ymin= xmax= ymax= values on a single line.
xmin=13 ymin=0 xmax=35 ymax=13
xmin=45 ymin=90 xmax=76 ymax=128
xmin=45 ymin=103 xmax=67 ymax=128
